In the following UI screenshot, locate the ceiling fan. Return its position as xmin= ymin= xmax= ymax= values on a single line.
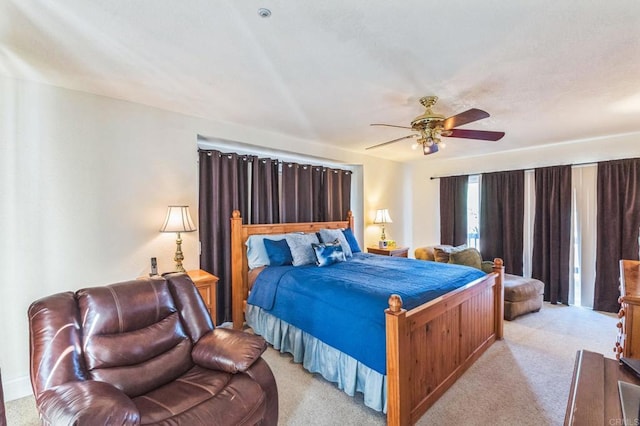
xmin=366 ymin=96 xmax=505 ymax=155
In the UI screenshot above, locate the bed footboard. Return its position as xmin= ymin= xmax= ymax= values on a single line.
xmin=385 ymin=259 xmax=504 ymax=426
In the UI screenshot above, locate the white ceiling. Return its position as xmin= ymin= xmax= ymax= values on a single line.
xmin=2 ymin=0 xmax=640 ymax=162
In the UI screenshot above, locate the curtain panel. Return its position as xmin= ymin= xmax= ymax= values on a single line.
xmin=439 ymin=175 xmax=469 ymax=246
xmin=198 ymin=150 xmax=250 ymax=324
xmin=322 ymin=168 xmax=352 ymax=221
xmin=532 ymin=165 xmax=572 ymax=305
xmin=281 ymin=164 xmax=352 ymax=222
xmin=480 ymin=170 xmax=525 ymax=275
xmin=594 ymin=158 xmax=640 ymax=312
xmin=281 ymin=163 xmax=323 ymax=222
xmin=251 ymin=157 xmax=280 ymax=224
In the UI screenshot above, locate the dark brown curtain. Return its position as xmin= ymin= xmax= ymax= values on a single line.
xmin=532 ymin=166 xmax=572 ymax=304
xmin=322 ymin=168 xmax=352 ymax=221
xmin=250 ymin=157 xmax=280 ymax=224
xmin=440 ymin=175 xmax=468 ymax=246
xmin=199 ymin=153 xmax=352 ymax=321
xmin=594 ymin=158 xmax=640 ymax=312
xmin=281 ymin=163 xmax=322 ymax=222
xmin=480 ymin=170 xmax=525 ymax=275
xmin=198 ymin=150 xmax=249 ymax=324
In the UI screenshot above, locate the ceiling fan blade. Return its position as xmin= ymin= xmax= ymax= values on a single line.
xmin=370 ymin=123 xmax=413 ymax=130
xmin=365 ymin=134 xmax=418 ymax=150
xmin=443 ymin=108 xmax=490 ymax=130
xmin=446 ymin=129 xmax=505 ymax=141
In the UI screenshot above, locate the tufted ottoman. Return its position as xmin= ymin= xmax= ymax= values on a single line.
xmin=503 ymin=274 xmax=545 ymax=320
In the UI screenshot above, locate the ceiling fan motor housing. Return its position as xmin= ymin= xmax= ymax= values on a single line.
xmin=411 ymin=96 xmax=445 ymax=130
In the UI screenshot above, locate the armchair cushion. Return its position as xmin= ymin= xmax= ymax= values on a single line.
xmin=448 ymin=247 xmax=483 ymax=270
xmin=131 ymin=366 xmax=266 ymax=425
xmin=481 ymin=260 xmax=495 ymax=273
xmin=433 ymin=244 xmax=467 ymax=263
xmin=193 ymin=328 xmax=267 ymax=373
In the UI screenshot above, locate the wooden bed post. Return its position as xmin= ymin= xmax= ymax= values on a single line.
xmin=231 ymin=210 xmax=244 ymax=329
xmin=385 ymin=294 xmax=411 ymax=426
xmin=346 ymin=210 xmax=354 ymax=231
xmin=493 ymin=258 xmax=505 ymax=339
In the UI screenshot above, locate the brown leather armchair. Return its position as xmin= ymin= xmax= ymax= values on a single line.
xmin=28 ymin=273 xmax=278 ymax=425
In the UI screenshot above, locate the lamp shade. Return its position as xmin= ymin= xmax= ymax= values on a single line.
xmin=373 ymin=209 xmax=392 ymax=224
xmin=160 ymin=206 xmax=197 ymax=233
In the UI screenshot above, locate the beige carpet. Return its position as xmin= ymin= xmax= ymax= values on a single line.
xmin=5 ymin=303 xmax=616 ymax=425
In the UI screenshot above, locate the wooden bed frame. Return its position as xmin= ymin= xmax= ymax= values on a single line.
xmin=230 ymin=210 xmax=504 ymax=426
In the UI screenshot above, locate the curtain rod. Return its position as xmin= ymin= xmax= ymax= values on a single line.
xmin=429 ymin=160 xmax=600 ymax=180
xmin=197 ymin=148 xmax=352 ymax=173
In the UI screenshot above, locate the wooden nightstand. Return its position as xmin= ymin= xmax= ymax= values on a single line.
xmin=187 ymin=269 xmax=219 ymax=325
xmin=367 ymin=246 xmax=409 ymax=257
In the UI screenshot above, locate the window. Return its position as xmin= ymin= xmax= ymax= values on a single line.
xmin=467 ymin=175 xmax=480 ymax=249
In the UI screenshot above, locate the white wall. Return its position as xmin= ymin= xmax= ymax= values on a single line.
xmin=409 ymin=132 xmax=640 ymax=251
xmin=0 ymin=76 xmax=406 ymax=401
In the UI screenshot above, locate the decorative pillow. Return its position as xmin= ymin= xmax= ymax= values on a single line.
xmin=448 ymin=247 xmax=483 ymax=270
xmin=318 ymin=228 xmax=353 ymax=258
xmin=312 ymin=239 xmax=346 ymax=267
xmin=341 ymin=228 xmax=361 ymax=253
xmin=246 ymin=234 xmax=289 ymax=269
xmin=263 ymin=239 xmax=293 ymax=266
xmin=285 ymin=233 xmax=320 ymax=266
xmin=433 ymin=244 xmax=467 ymax=263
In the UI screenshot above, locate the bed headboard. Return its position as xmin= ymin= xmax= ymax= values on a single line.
xmin=230 ymin=210 xmax=354 ymax=329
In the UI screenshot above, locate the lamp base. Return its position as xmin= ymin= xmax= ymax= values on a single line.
xmin=174 ymin=232 xmax=186 ymax=272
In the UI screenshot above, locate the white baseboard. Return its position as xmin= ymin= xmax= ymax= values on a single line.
xmin=4 ymin=375 xmax=32 ymax=402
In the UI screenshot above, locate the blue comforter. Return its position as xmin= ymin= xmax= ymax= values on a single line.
xmin=247 ymin=252 xmax=486 ymax=374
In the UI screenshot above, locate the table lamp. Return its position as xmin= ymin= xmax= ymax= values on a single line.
xmin=160 ymin=205 xmax=197 ymax=272
xmin=373 ymin=208 xmax=392 ymax=241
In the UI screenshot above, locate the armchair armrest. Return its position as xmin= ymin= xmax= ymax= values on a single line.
xmin=37 ymin=381 xmax=139 ymax=425
xmin=192 ymin=328 xmax=267 ymax=373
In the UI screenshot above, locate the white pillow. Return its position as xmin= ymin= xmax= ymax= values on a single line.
xmin=246 ymin=234 xmax=289 ymax=269
xmin=319 ymin=228 xmax=352 ymax=258
xmin=285 ymin=233 xmax=320 ymax=266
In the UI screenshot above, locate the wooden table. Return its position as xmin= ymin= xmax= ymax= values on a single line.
xmin=565 ymin=350 xmax=640 ymax=425
xmin=367 ymin=246 xmax=409 ymax=257
xmin=187 ymin=269 xmax=219 ymax=325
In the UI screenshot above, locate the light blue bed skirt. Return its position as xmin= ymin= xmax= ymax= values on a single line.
xmin=246 ymin=304 xmax=387 ymax=413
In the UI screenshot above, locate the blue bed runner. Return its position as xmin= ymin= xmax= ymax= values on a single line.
xmin=247 ymin=252 xmax=486 ymax=374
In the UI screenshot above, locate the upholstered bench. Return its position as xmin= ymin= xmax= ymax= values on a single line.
xmin=415 ymin=245 xmax=545 ymax=320
xmin=503 ymin=274 xmax=544 ymax=321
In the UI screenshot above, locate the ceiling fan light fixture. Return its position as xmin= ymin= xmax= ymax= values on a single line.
xmin=423 ymin=142 xmax=439 ymax=156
